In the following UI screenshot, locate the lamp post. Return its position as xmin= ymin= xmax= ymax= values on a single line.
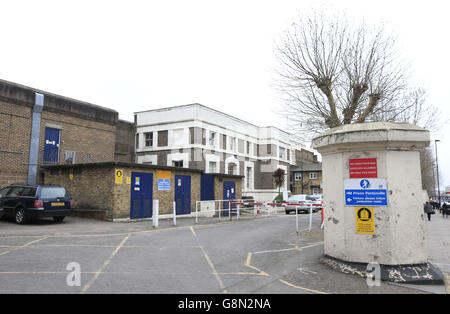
xmin=435 ymin=140 xmax=441 ymax=207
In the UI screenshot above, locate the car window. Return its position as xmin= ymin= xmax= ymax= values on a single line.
xmin=21 ymin=187 xmax=37 ymax=197
xmin=6 ymin=186 xmax=25 ymax=197
xmin=289 ymin=195 xmax=306 ymax=201
xmin=0 ymin=186 xmax=11 ymax=198
xmin=39 ymin=187 xmax=70 ymax=199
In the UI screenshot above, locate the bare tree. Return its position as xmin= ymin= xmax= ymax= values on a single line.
xmin=275 ymin=11 xmax=440 ymax=137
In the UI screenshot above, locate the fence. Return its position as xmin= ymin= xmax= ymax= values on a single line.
xmin=150 ymin=198 xmax=324 ymax=233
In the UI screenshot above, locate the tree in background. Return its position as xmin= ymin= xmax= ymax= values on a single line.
xmin=272 ymin=168 xmax=286 ymax=200
xmin=275 ymin=11 xmax=443 ymax=138
xmin=275 ymin=10 xmax=446 ymax=194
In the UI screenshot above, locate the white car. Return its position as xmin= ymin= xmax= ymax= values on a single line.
xmin=285 ymin=195 xmax=315 ymax=214
xmin=310 ymin=195 xmax=323 ymax=211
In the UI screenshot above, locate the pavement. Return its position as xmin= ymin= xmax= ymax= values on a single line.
xmin=0 ymin=210 xmax=448 ymax=294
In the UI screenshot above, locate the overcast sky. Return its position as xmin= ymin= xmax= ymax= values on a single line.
xmin=1 ymin=0 xmax=449 ymax=189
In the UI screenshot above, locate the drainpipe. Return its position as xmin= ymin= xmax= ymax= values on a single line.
xmin=27 ymin=93 xmax=44 ymax=185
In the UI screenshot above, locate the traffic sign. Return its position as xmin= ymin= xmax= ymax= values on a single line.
xmin=344 ymin=178 xmax=388 ymax=206
xmin=349 ymin=158 xmax=377 ymax=178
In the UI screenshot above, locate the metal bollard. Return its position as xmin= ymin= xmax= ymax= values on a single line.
xmin=296 ymin=205 xmax=299 ymax=235
xmin=309 ymin=204 xmax=313 ymax=232
xmin=173 ymin=201 xmax=176 ymax=226
xmin=153 ymin=199 xmax=159 ymax=228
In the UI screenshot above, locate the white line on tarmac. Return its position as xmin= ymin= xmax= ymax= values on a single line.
xmin=81 ymin=233 xmax=131 ymax=294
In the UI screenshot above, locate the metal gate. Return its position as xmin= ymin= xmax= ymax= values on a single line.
xmin=130 ymin=172 xmax=153 ymax=219
xmin=201 ymin=173 xmax=214 ymax=201
xmin=175 ymin=175 xmax=191 ymax=215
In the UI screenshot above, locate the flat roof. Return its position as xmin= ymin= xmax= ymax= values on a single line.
xmin=134 ymin=103 xmax=294 ymax=137
xmin=42 ymin=161 xmax=244 ymax=178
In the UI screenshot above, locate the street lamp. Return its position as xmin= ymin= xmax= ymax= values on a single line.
xmin=435 ymin=139 xmax=441 ymax=206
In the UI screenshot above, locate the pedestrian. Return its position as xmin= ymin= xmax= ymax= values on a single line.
xmin=443 ymin=202 xmax=449 ymax=219
xmin=424 ymin=202 xmax=434 ymax=221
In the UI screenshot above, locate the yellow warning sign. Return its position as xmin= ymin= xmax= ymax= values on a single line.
xmin=115 ymin=169 xmax=123 ymax=184
xmin=126 ymin=177 xmax=131 ymax=185
xmin=355 ymin=207 xmax=375 ymax=234
xmin=157 ymin=170 xmax=171 ymax=180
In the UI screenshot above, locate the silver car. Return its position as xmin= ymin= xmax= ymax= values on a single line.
xmin=285 ymin=195 xmax=315 ymax=214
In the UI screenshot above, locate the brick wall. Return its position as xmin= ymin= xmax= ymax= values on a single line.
xmin=38 ymin=110 xmax=116 ymax=167
xmin=0 ymin=100 xmax=32 ymax=186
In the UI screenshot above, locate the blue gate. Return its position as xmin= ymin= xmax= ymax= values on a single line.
xmin=175 ymin=175 xmax=191 ymax=215
xmin=201 ymin=173 xmax=214 ymax=201
xmin=43 ymin=128 xmax=60 ymax=164
xmin=130 ymin=172 xmax=153 ymax=219
xmin=223 ymin=180 xmax=236 ymax=214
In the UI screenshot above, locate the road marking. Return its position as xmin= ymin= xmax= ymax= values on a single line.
xmin=279 ymin=279 xmax=328 ymax=294
xmin=245 ymin=252 xmax=269 ymax=276
xmin=81 ymin=233 xmax=131 ymax=294
xmin=189 ymin=226 xmax=227 ymax=293
xmin=253 ymin=242 xmax=323 ymax=254
xmin=0 ymin=235 xmax=49 ymax=257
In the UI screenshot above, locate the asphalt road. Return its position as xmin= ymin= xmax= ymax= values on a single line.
xmin=0 ymin=212 xmax=431 ymax=294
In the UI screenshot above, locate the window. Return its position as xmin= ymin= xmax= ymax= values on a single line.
xmin=202 ymin=128 xmax=206 ymax=145
xmin=209 ymin=161 xmax=217 ymax=173
xmin=144 ymin=132 xmax=153 ymax=147
xmin=279 ymin=147 xmax=286 ymax=159
xmin=228 ymin=137 xmax=236 ymax=152
xmin=64 ymin=151 xmax=76 ymax=164
xmin=267 ymin=144 xmax=271 ymax=155
xmin=312 ymin=188 xmax=319 ymax=195
xmin=246 ymin=167 xmax=253 ymax=189
xmin=309 ymin=172 xmax=317 ymax=180
xmin=189 ymin=127 xmax=195 ymax=144
xmin=246 ymin=141 xmax=250 ymax=155
xmin=172 ymin=160 xmax=183 ymax=168
xmin=209 ymin=132 xmax=216 ymax=147
xmin=157 ymin=130 xmax=168 ymax=147
xmin=40 ymin=187 xmax=70 ymax=199
xmin=21 ymin=187 xmax=37 ymax=197
xmin=228 ymin=163 xmax=236 ymax=175
xmin=294 ymin=173 xmax=302 ymax=181
xmin=135 ymin=133 xmax=139 ymax=149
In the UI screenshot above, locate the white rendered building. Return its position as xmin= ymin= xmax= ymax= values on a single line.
xmin=134 ymin=103 xmax=305 ymax=201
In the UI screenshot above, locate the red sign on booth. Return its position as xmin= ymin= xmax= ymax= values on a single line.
xmin=349 ymin=158 xmax=378 ymax=178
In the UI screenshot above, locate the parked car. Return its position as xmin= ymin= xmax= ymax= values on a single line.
xmin=285 ymin=194 xmax=315 ymax=214
xmin=242 ymin=195 xmax=255 ymax=209
xmin=310 ymin=194 xmax=323 ymax=211
xmin=0 ymin=184 xmax=73 ymax=224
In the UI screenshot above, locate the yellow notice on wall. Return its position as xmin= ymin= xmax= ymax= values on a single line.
xmin=355 ymin=207 xmax=375 ymax=234
xmin=157 ymin=170 xmax=171 ymax=180
xmin=126 ymin=177 xmax=131 ymax=185
xmin=115 ymin=169 xmax=123 ymax=184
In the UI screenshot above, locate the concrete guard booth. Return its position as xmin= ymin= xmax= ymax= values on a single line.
xmin=312 ymin=122 xmax=443 ymax=284
xmin=43 ymin=162 xmax=243 ymax=221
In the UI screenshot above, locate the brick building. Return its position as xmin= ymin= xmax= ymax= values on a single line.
xmin=43 ymin=162 xmax=243 ymax=221
xmin=0 ymin=79 xmax=134 ymax=187
xmin=290 ymin=162 xmax=323 ymax=195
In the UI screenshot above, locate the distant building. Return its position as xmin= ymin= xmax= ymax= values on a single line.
xmin=290 ymin=162 xmax=323 ymax=195
xmin=134 ymin=103 xmax=309 ymax=201
xmin=0 ymin=79 xmax=134 ymax=187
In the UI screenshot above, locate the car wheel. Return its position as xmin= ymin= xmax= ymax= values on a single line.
xmin=285 ymin=210 xmax=290 ymax=215
xmin=53 ymin=216 xmax=65 ymax=223
xmin=15 ymin=208 xmax=27 ymax=225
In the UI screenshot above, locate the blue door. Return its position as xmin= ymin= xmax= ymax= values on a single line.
xmin=175 ymin=175 xmax=191 ymax=215
xmin=223 ymin=181 xmax=236 ymax=213
xmin=130 ymin=172 xmax=153 ymax=219
xmin=43 ymin=128 xmax=60 ymax=163
xmin=201 ymin=174 xmax=214 ymax=201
